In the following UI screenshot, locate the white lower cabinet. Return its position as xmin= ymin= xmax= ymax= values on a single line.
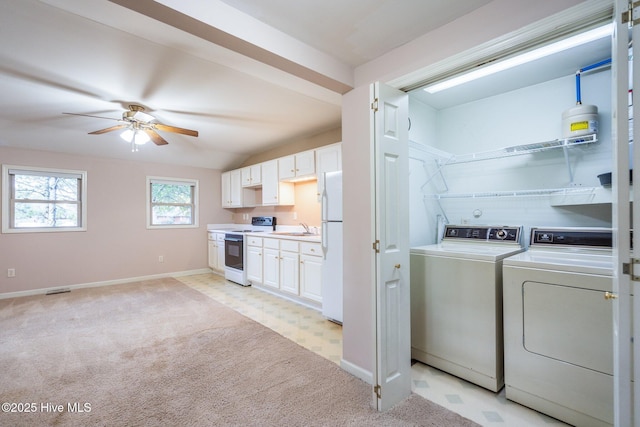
xmin=217 ymin=234 xmax=225 ymax=270
xmin=246 ymin=236 xmax=263 ymax=284
xmin=248 ymin=237 xmax=322 ymax=305
xmin=262 ymin=239 xmax=280 ymax=289
xmin=208 ymin=232 xmax=225 ymax=272
xmin=208 ymin=240 xmax=218 ymax=270
xmin=299 ymin=242 xmax=323 ymax=302
xmin=279 ymin=240 xmax=299 ymax=295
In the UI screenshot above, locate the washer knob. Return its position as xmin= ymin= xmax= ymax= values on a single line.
xmin=496 ymin=229 xmax=508 ymax=240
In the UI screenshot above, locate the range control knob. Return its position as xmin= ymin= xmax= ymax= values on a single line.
xmin=495 ymin=229 xmax=508 ymax=240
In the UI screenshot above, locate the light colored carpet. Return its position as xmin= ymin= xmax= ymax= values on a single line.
xmin=0 ymin=277 xmax=478 ymax=426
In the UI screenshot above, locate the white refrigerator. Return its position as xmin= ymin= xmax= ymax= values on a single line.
xmin=321 ymin=170 xmax=343 ymax=324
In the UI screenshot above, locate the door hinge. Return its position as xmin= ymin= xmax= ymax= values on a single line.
xmin=372 ymin=240 xmax=380 ymax=253
xmin=371 ymin=98 xmax=379 ymax=112
xmin=623 ymin=258 xmax=640 ymax=281
xmin=622 ymin=1 xmax=640 ymax=25
xmin=373 ymin=384 xmax=382 ymax=399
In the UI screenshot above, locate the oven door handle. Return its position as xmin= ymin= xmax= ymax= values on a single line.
xmin=225 ymin=238 xmax=243 ymax=242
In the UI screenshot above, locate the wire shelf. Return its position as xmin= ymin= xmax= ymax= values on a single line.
xmin=437 ymin=134 xmax=598 ymax=165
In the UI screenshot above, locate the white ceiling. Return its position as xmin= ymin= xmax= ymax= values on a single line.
xmin=0 ymin=0 xmax=493 ymax=170
xmin=0 ymin=1 xmax=610 ymax=170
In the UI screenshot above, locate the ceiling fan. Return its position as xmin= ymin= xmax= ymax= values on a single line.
xmin=63 ymin=104 xmax=199 ymax=149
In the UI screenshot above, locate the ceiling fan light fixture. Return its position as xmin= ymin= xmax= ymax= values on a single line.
xmin=120 ymin=128 xmax=134 ymax=142
xmin=134 ymin=130 xmax=150 ymax=145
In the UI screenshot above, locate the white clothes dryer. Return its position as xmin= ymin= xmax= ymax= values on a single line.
xmin=503 ymin=227 xmax=614 ymax=427
xmin=410 ymin=225 xmax=524 ymax=392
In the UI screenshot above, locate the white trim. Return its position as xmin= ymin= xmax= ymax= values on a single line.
xmin=0 ymin=268 xmax=211 ymax=300
xmin=2 ymin=164 xmax=88 ymax=233
xmin=146 ymin=175 xmax=199 ymax=229
xmin=340 ymin=358 xmax=373 ymax=385
xmin=389 ymin=0 xmax=613 ymax=92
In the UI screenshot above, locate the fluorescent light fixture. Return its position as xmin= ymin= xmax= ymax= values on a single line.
xmin=423 ymin=23 xmax=613 ymax=94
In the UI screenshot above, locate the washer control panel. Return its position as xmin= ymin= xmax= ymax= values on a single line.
xmin=443 ymin=225 xmax=521 ymax=243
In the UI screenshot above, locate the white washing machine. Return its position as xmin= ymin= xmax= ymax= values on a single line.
xmin=503 ymin=227 xmax=614 ymax=427
xmin=410 ymin=225 xmax=524 ymax=392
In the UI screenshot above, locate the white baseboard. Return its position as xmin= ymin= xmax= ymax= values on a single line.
xmin=0 ymin=268 xmax=212 ymax=300
xmin=340 ymin=359 xmax=373 ymax=385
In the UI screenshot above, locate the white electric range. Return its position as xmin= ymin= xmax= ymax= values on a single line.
xmin=224 ymin=216 xmax=276 ymax=285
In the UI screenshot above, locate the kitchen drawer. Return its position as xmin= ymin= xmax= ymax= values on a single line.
xmin=216 ymin=234 xmax=225 ymax=243
xmin=246 ymin=236 xmax=263 ymax=247
xmin=280 ymin=239 xmax=299 ymax=253
xmin=300 ymin=242 xmax=322 ymax=257
xmin=263 ymin=238 xmax=280 ymax=250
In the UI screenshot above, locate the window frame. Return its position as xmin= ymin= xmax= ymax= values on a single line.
xmin=146 ymin=176 xmax=199 ymax=229
xmin=2 ymin=164 xmax=88 ymax=234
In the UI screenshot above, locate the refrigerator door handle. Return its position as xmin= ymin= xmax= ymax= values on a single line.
xmin=321 ymin=221 xmax=328 ymax=258
xmin=321 ymin=187 xmax=328 ymax=222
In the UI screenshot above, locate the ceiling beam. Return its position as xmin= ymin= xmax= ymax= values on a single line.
xmin=108 ymin=0 xmax=354 ymax=94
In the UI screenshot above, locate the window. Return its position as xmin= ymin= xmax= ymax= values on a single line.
xmin=2 ymin=165 xmax=87 ymax=233
xmin=147 ymin=177 xmax=199 ymax=228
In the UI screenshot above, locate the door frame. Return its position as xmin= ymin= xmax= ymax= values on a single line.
xmin=613 ymin=1 xmax=638 ymax=425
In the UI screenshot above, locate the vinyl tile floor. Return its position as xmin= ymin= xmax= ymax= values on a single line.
xmin=179 ymin=273 xmax=569 ymax=427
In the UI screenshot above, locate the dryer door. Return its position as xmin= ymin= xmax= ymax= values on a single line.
xmin=523 ymin=280 xmax=613 ymax=375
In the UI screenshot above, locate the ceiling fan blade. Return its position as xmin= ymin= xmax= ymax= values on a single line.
xmin=88 ymin=124 xmax=128 ymax=135
xmin=153 ymin=123 xmax=199 ymax=137
xmin=63 ymin=112 xmax=120 ymax=121
xmin=145 ymin=129 xmax=169 ymax=146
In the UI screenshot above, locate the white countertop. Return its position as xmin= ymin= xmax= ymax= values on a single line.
xmin=245 ymin=231 xmax=321 ymax=243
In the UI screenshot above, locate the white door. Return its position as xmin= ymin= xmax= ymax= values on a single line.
xmin=613 ymin=2 xmax=637 ymax=425
xmin=263 ymin=247 xmax=280 ymax=289
xmin=295 ymin=150 xmax=316 ymax=176
xmin=221 ymin=171 xmax=231 ymax=207
xmin=262 ymin=160 xmax=279 ymax=205
xmin=300 ymin=253 xmax=323 ymax=302
xmin=280 ymin=250 xmax=299 ymax=295
xmin=246 ymin=246 xmax=263 ymax=283
xmin=371 ymin=81 xmax=411 ymax=411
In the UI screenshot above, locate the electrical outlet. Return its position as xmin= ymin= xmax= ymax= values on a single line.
xmin=158 ymin=256 xmax=164 ymax=263
xmin=7 ymin=268 xmax=15 ymax=278
xmin=293 ymin=212 xmax=297 ymax=220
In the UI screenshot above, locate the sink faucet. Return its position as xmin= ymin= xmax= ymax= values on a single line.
xmin=300 ymin=222 xmax=310 ymax=233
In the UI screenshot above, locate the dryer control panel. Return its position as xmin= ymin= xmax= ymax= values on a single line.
xmin=530 ymin=228 xmax=612 ymax=248
xmin=443 ymin=225 xmax=522 ymax=243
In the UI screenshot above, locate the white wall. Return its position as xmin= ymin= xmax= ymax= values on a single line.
xmin=410 ymin=69 xmax=612 ymax=246
xmin=0 ymin=147 xmax=231 ymax=295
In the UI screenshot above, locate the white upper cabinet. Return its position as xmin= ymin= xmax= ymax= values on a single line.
xmin=221 ymin=169 xmax=243 ymax=207
xmin=241 ymin=164 xmax=262 ymax=187
xmin=262 ymin=159 xmax=295 ymax=206
xmin=316 ymin=143 xmax=342 ymax=175
xmin=315 ymin=143 xmax=342 ymax=199
xmin=279 ymin=150 xmax=316 ymax=181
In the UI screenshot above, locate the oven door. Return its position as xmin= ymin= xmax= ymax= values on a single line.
xmin=224 ymin=234 xmax=243 ymax=270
